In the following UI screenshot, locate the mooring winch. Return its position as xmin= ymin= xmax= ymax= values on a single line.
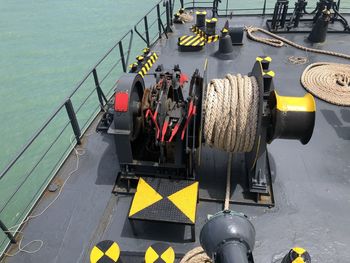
xmin=101 ymin=56 xmax=315 ymax=200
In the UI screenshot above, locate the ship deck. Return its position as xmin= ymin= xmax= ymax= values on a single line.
xmin=2 ymin=14 xmax=350 ymax=263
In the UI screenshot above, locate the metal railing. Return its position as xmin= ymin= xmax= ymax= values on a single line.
xmin=0 ymin=0 xmax=173 ymax=256
xmin=134 ymin=0 xmax=174 ymax=47
xmin=180 ymin=0 xmax=350 ymax=16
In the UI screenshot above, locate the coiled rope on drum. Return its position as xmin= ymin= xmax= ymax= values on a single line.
xmin=245 ymin=26 xmax=350 ymax=60
xmin=204 ymin=74 xmax=260 ymax=153
xmin=180 ymin=74 xmax=260 ymax=263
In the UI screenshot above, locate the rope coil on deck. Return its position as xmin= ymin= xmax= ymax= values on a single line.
xmin=245 ymin=26 xmax=350 ymax=60
xmin=204 ymin=74 xmax=259 ymax=152
xmin=301 ymin=62 xmax=350 ymax=106
xmin=180 ymin=247 xmax=211 ymax=263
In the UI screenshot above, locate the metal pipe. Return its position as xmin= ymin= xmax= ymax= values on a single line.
xmin=0 ymin=219 xmax=16 ymax=244
xmin=92 ymin=69 xmax=107 ymax=110
xmin=144 ymin=16 xmax=150 ymax=47
xmin=65 ymin=99 xmax=81 ymax=145
xmin=118 ymin=41 xmax=127 ymax=73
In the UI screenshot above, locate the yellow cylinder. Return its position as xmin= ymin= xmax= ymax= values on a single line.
xmin=269 ymin=91 xmax=316 ymax=144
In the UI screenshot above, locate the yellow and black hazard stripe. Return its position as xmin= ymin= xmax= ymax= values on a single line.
xmin=138 ymin=52 xmax=158 ymax=78
xmin=191 ymin=25 xmax=206 ymax=39
xmin=263 ymin=70 xmax=275 ymax=78
xmin=178 ymin=35 xmax=205 ymax=52
xmin=191 ymin=25 xmax=219 ymax=43
xmin=256 ymin=56 xmax=272 ymax=63
xmin=90 ymin=240 xmax=120 ymax=263
xmin=256 ymin=56 xmax=272 ymax=70
xmin=178 ymin=35 xmax=205 ymax=46
xmin=145 ymin=242 xmax=175 ymax=263
xmin=195 ymin=10 xmax=207 ymax=15
xmin=207 ymin=35 xmax=219 ymax=43
xmin=282 ymin=247 xmax=311 ymax=263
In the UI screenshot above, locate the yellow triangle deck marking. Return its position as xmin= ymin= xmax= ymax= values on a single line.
xmin=145 ymin=246 xmax=159 ymax=263
xmin=160 ymin=247 xmax=175 ymax=263
xmin=90 ymin=246 xmax=104 ymax=263
xmin=105 ymin=242 xmax=120 ymax=262
xmin=129 ymin=178 xmax=163 ymax=216
xmin=167 ymin=182 xmax=198 ymax=223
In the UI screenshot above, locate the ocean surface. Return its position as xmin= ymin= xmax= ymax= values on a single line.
xmin=0 ymin=0 xmax=159 ymax=171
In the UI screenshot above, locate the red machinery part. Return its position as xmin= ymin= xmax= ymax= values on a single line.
xmin=114 ymin=92 xmax=129 ymax=112
xmin=146 ymin=109 xmax=160 ymax=139
xmin=181 ymin=101 xmax=196 ymax=140
xmin=179 ymin=73 xmax=189 ymax=86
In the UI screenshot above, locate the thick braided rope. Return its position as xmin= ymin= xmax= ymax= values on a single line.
xmin=180 ymin=247 xmax=212 ymax=263
xmin=301 ymin=62 xmax=350 ymax=106
xmin=245 ymin=26 xmax=350 ymax=60
xmin=204 ymin=74 xmax=259 ymax=153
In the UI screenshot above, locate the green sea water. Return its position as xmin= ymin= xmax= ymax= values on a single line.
xmin=0 ymin=0 xmax=159 ymax=171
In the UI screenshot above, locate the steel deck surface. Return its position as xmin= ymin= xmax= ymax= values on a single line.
xmin=2 ymin=15 xmax=350 ymax=263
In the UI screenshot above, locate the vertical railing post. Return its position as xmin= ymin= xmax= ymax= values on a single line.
xmin=144 ymin=16 xmax=150 ymax=47
xmin=92 ymin=69 xmax=108 ymax=110
xmin=65 ymin=99 xmax=81 ymax=145
xmin=169 ymin=0 xmax=173 ymax=26
xmin=0 ymin=219 xmax=16 ymax=244
xmin=165 ymin=0 xmax=173 ymax=33
xmin=157 ymin=4 xmax=162 ymax=39
xmin=118 ymin=41 xmax=127 ymax=73
xmin=180 ymin=0 xmax=184 ymax=8
xmin=262 ymin=0 xmax=267 ymax=16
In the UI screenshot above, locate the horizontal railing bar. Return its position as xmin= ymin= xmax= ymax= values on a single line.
xmin=81 ymin=105 xmax=101 ymax=132
xmin=0 ymin=103 xmax=66 ymax=180
xmin=134 ymin=0 xmax=164 ymax=26
xmin=0 ymin=121 xmax=71 ymax=214
xmin=0 ymin=136 xmax=75 ymax=248
xmin=99 ymin=61 xmax=122 ymax=85
xmin=0 ymin=30 xmax=133 ymax=182
xmin=68 ymin=30 xmax=133 ymax=98
xmin=75 ymin=89 xmax=97 ymax=115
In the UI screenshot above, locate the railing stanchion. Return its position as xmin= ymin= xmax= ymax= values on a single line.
xmin=157 ymin=4 xmax=162 ymax=39
xmin=93 ymin=69 xmax=108 ymax=110
xmin=0 ymin=219 xmax=16 ymax=244
xmin=144 ymin=16 xmax=150 ymax=47
xmin=262 ymin=0 xmax=267 ymax=16
xmin=165 ymin=0 xmax=173 ymax=33
xmin=169 ymin=0 xmax=173 ymax=26
xmin=65 ymin=99 xmax=81 ymax=145
xmin=119 ymin=42 xmax=127 ymax=73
